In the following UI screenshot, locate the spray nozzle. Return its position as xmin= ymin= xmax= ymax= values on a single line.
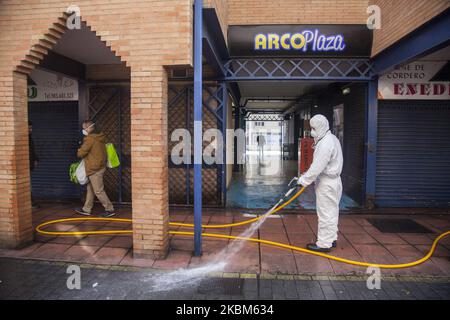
xmin=288 ymin=177 xmax=299 ymax=188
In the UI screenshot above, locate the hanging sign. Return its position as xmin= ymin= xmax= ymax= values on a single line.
xmin=228 ymin=25 xmax=373 ymax=58
xmin=378 ymin=61 xmax=450 ymax=100
xmin=28 ymin=69 xmax=78 ymax=102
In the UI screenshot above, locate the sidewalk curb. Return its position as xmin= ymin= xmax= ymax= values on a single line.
xmin=2 ymin=257 xmax=449 ymax=283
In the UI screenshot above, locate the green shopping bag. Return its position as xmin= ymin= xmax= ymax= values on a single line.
xmin=106 ymin=143 xmax=120 ymax=168
xmin=69 ymin=162 xmax=79 ymax=184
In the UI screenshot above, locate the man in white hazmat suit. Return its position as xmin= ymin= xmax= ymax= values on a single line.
xmin=298 ymin=114 xmax=343 ymax=252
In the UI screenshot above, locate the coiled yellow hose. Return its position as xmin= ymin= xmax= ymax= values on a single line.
xmin=35 ymin=186 xmax=450 ymax=269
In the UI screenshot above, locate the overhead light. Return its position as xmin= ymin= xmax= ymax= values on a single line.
xmin=314 ymin=105 xmax=319 ymax=108
xmin=247 ymin=99 xmax=290 ymax=104
xmin=342 ymin=87 xmax=351 ymax=95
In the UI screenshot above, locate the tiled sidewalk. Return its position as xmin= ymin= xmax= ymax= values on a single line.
xmin=1 ymin=202 xmax=449 ymax=277
xmin=1 ymin=258 xmax=449 ymax=300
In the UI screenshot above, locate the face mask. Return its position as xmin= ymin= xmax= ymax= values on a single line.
xmin=82 ymin=123 xmax=95 ymax=136
xmin=310 ymin=129 xmax=317 ymax=138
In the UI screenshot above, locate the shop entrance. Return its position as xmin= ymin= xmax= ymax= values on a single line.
xmin=29 ymin=101 xmax=80 ymax=200
xmin=225 ymin=80 xmax=368 ymax=211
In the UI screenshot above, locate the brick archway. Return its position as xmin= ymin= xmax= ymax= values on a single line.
xmin=1 ymin=10 xmax=171 ymax=259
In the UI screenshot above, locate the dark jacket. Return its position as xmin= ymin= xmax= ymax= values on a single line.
xmin=29 ymin=134 xmax=39 ymax=171
xmin=77 ymin=133 xmax=107 ymax=176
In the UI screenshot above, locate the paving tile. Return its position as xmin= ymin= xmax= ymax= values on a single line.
xmin=398 ymin=233 xmax=434 ymax=245
xmin=27 ymin=243 xmax=72 ymax=260
xmin=339 ymin=218 xmax=360 ymax=227
xmin=223 ymin=253 xmax=260 ymax=273
xmin=0 ymin=242 xmax=43 ymax=258
xmin=384 ymin=244 xmax=423 ymax=258
xmin=104 ymin=236 xmax=133 ymax=249
xmin=394 ymin=257 xmax=445 ymax=276
xmin=169 ymin=238 xmax=195 ymax=252
xmin=429 ymin=257 xmax=450 ymax=276
xmin=414 ymin=244 xmax=450 ymax=257
xmin=76 ymin=235 xmax=114 ymax=247
xmin=61 ymin=245 xmax=100 ymax=262
xmin=287 ymin=233 xmax=316 ymax=247
xmin=339 ymin=224 xmax=368 ymax=234
xmin=48 ymin=235 xmax=85 ymax=245
xmin=330 ymin=245 xmax=361 ymax=259
xmin=344 ymin=233 xmax=377 ymax=244
xmin=152 ymin=251 xmax=192 ymax=270
xmin=362 ymin=226 xmax=384 ymax=236
xmin=119 ymin=251 xmax=155 ymax=268
xmin=352 ymin=217 xmax=372 ymax=227
xmin=352 ymin=243 xmax=394 ymax=257
xmin=85 ymin=247 xmax=128 ymax=265
xmin=258 ymin=231 xmax=289 ymax=243
xmin=329 ymin=257 xmax=366 ymax=275
xmin=294 ymin=253 xmax=334 ymax=274
xmin=261 ymin=252 xmax=298 ymax=274
xmin=370 ymin=233 xmax=408 ymax=245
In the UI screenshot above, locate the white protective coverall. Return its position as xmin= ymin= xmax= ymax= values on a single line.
xmin=298 ymin=115 xmax=343 ymax=249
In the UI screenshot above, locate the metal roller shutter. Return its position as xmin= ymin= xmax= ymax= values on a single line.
xmin=29 ymin=101 xmax=80 ymax=199
xmin=376 ymin=100 xmax=450 ymax=207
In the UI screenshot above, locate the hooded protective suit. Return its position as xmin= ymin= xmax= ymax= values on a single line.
xmin=298 ymin=114 xmax=343 ymax=249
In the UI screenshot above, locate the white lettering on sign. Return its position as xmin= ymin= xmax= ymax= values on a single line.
xmin=378 ymin=61 xmax=450 ymax=100
xmin=254 ymin=29 xmax=345 ymax=53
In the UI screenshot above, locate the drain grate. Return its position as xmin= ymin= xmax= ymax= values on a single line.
xmin=197 ymin=278 xmax=243 ymax=295
xmin=367 ymin=218 xmax=433 ymax=234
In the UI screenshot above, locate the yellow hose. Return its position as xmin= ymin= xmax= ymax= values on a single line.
xmin=36 ymin=187 xmax=306 ymax=236
xmin=171 ymin=230 xmax=450 ymax=269
xmin=35 ymin=185 xmax=450 ymax=269
xmin=170 ymin=187 xmax=306 ymax=228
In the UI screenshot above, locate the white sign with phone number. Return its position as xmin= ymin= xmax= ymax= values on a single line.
xmin=378 ymin=61 xmax=450 ymax=100
xmin=28 ymin=69 xmax=78 ymax=102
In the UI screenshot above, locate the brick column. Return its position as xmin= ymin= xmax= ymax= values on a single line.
xmin=0 ymin=72 xmax=33 ymax=249
xmin=130 ymin=65 xmax=169 ymax=259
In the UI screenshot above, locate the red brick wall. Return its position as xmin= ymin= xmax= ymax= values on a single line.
xmin=227 ymin=0 xmax=369 ymax=25
xmin=371 ymin=0 xmax=449 ymax=56
xmin=0 ymin=0 xmax=194 ymax=258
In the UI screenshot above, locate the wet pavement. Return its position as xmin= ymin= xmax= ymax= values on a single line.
xmin=1 ymin=257 xmax=449 ymax=300
xmin=0 ymin=202 xmax=449 ymax=278
xmin=226 ymin=155 xmax=359 ymax=209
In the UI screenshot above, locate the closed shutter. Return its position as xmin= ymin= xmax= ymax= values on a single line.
xmin=29 ymin=102 xmax=80 ymax=199
xmin=376 ymin=100 xmax=450 ymax=207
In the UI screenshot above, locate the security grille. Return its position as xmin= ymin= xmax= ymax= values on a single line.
xmin=224 ymin=58 xmax=373 ymax=81
xmin=88 ymin=85 xmax=131 ymax=203
xmin=246 ymin=113 xmax=284 ymax=121
xmin=168 ymin=84 xmax=225 ymax=206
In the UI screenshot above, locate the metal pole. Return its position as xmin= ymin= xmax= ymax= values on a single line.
xmin=186 ymin=87 xmax=191 ymax=205
xmin=118 ymin=88 xmax=123 ymax=204
xmin=365 ymin=77 xmax=378 ymax=209
xmin=221 ymin=83 xmax=227 ymax=207
xmin=193 ymin=0 xmax=203 ymax=256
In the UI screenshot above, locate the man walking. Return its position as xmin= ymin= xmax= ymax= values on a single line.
xmin=75 ymin=120 xmax=116 ymax=217
xmin=297 ymin=114 xmax=343 ymax=252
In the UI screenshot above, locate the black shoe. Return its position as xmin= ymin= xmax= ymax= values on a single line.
xmin=101 ymin=211 xmax=116 ymax=218
xmin=75 ymin=208 xmax=91 ymax=216
xmin=316 ymin=240 xmax=337 ymax=248
xmin=306 ymin=243 xmax=331 ymax=253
